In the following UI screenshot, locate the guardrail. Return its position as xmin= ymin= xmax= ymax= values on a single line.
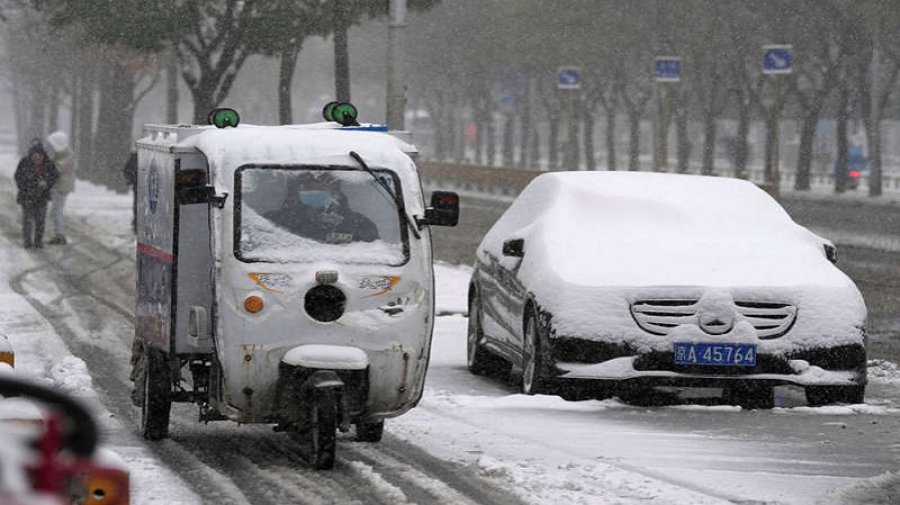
xmin=417 ymin=161 xmax=900 ymax=196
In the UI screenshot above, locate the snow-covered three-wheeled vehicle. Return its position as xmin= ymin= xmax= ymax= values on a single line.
xmin=132 ymin=107 xmax=458 ymax=469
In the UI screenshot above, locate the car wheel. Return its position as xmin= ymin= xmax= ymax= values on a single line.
xmin=521 ymin=310 xmax=552 ymax=395
xmin=805 ymin=385 xmax=865 ymax=406
xmin=355 ymin=421 xmax=384 ymax=442
xmin=723 ymin=382 xmax=774 ymax=410
xmin=467 ymin=291 xmax=511 ymax=376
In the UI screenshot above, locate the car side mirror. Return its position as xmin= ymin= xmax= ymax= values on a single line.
xmin=421 ymin=191 xmax=459 ymax=227
xmin=824 ymin=243 xmax=837 ymax=264
xmin=502 ymin=238 xmax=524 ymax=258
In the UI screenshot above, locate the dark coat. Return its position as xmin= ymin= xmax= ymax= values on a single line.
xmin=266 ymin=200 xmax=379 ymax=243
xmin=123 ymin=152 xmax=137 ymax=187
xmin=15 ymin=154 xmax=59 ymax=206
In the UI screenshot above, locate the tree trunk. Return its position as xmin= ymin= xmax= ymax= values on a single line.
xmin=655 ymin=90 xmax=672 ymax=171
xmin=605 ymin=110 xmax=616 ymax=171
xmin=166 ymin=48 xmax=179 ymax=123
xmin=676 ymin=109 xmax=690 ymax=173
xmin=69 ymin=74 xmax=79 ymax=146
xmin=563 ymin=99 xmax=580 ymax=170
xmin=628 ymin=110 xmax=640 ymax=171
xmin=502 ymin=113 xmax=515 ymax=167
xmin=95 ymin=61 xmax=136 ymax=189
xmin=866 ymin=116 xmax=882 ymax=197
xmin=547 ymin=113 xmax=560 ymax=170
xmin=834 ymin=84 xmax=849 ymax=194
xmin=278 ymin=46 xmax=299 ymax=125
xmin=46 ymin=81 xmax=61 ymax=133
xmin=76 ymin=63 xmax=96 ymax=176
xmin=12 ymin=79 xmax=27 ymax=154
xmin=475 ymin=117 xmax=485 ymax=165
xmin=333 ymin=0 xmax=351 ymax=102
xmin=583 ymin=107 xmax=596 ymax=171
xmin=763 ymin=115 xmax=778 ymax=184
xmin=735 ymin=98 xmax=750 ymax=178
xmin=28 ymin=79 xmax=46 ymax=141
xmin=795 ymin=113 xmax=817 ymax=190
xmin=518 ymin=81 xmax=532 ymax=167
xmin=701 ymin=110 xmax=716 ymax=175
xmin=486 ymin=112 xmax=496 ymax=167
xmin=530 ymin=129 xmax=540 ymax=170
xmin=191 ymin=86 xmax=218 ymax=124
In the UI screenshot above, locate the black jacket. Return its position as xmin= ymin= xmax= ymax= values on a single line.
xmin=15 ymin=156 xmax=59 ymax=206
xmin=123 ymin=152 xmax=137 ymax=187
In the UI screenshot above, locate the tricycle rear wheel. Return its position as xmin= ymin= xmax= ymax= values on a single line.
xmin=355 ymin=421 xmax=384 ymax=442
xmin=141 ymin=347 xmax=172 ymax=440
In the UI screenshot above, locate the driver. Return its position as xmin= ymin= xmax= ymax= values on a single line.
xmin=266 ymin=172 xmax=379 ymax=243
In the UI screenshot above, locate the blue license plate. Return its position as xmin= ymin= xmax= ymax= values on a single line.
xmin=673 ymin=342 xmax=756 ymax=367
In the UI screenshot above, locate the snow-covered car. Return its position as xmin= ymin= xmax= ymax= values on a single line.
xmin=467 ymin=171 xmax=867 ymax=408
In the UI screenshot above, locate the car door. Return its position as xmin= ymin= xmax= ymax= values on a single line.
xmin=479 ymin=246 xmax=528 ymax=357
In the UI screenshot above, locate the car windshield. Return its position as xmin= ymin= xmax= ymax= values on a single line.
xmin=235 ymin=166 xmax=407 ymax=264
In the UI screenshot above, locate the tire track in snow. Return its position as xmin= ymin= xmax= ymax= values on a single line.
xmin=2 ymin=213 xmax=527 ymax=504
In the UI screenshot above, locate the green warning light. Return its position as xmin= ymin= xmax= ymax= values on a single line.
xmin=208 ymin=108 xmax=240 ymax=128
xmin=322 ymin=101 xmax=360 ymax=127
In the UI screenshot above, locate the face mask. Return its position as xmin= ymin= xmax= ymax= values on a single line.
xmin=298 ymin=190 xmax=335 ymax=208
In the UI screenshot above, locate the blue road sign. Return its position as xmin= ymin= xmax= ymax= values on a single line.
xmin=655 ymin=57 xmax=681 ymax=82
xmin=763 ymin=45 xmax=793 ymax=74
xmin=558 ymin=67 xmax=582 ymax=90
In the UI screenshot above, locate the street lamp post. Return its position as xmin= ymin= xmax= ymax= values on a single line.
xmin=762 ymin=45 xmax=793 ymax=199
xmin=386 ymin=0 xmax=407 ymax=131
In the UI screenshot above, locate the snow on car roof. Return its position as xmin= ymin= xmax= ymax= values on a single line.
xmin=480 ymin=171 xmax=856 ymax=289
xmin=179 ymin=125 xmax=420 ymax=192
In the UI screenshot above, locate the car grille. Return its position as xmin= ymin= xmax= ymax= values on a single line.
xmin=630 ymin=298 xmax=797 ymax=339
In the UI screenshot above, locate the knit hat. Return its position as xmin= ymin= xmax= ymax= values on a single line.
xmin=46 ymin=130 xmax=70 ymax=155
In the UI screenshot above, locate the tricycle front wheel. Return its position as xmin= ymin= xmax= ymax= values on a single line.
xmin=309 ymin=389 xmax=338 ymax=470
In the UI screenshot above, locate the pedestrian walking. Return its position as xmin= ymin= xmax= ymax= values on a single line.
xmin=46 ymin=131 xmax=75 ymax=245
xmin=123 ymin=150 xmax=137 ymax=233
xmin=14 ymin=139 xmax=59 ymax=249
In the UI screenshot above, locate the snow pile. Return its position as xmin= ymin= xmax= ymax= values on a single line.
xmin=826 ymin=470 xmax=900 ymax=505
xmin=474 ymin=456 xmax=731 ymax=505
xmin=867 ymin=359 xmax=900 ymax=384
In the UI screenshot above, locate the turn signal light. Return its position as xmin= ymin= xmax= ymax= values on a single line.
xmin=244 ymin=295 xmax=264 ymax=313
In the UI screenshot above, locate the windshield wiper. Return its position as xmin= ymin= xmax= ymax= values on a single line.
xmin=349 ymin=151 xmax=421 ymax=240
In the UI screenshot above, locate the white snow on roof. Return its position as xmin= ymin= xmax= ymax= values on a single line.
xmin=180 ymin=125 xmax=419 ymax=193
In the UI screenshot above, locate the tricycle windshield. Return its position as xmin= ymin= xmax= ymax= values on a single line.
xmin=235 ymin=166 xmax=408 ymax=264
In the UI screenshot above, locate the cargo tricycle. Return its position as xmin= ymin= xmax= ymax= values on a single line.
xmin=133 ymin=106 xmax=458 ymax=469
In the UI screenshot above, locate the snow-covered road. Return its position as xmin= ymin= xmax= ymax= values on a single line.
xmin=0 ymin=151 xmax=897 ymax=504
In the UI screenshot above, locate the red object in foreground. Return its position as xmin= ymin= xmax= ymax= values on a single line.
xmin=26 ymin=414 xmax=130 ymax=505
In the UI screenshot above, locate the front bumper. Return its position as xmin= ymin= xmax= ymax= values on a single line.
xmin=551 ymin=338 xmax=867 ymax=388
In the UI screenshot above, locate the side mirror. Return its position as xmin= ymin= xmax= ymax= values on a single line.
xmin=421 ymin=191 xmax=459 ymax=227
xmin=502 ymin=238 xmax=524 ymax=258
xmin=824 ymin=243 xmax=838 ymax=264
